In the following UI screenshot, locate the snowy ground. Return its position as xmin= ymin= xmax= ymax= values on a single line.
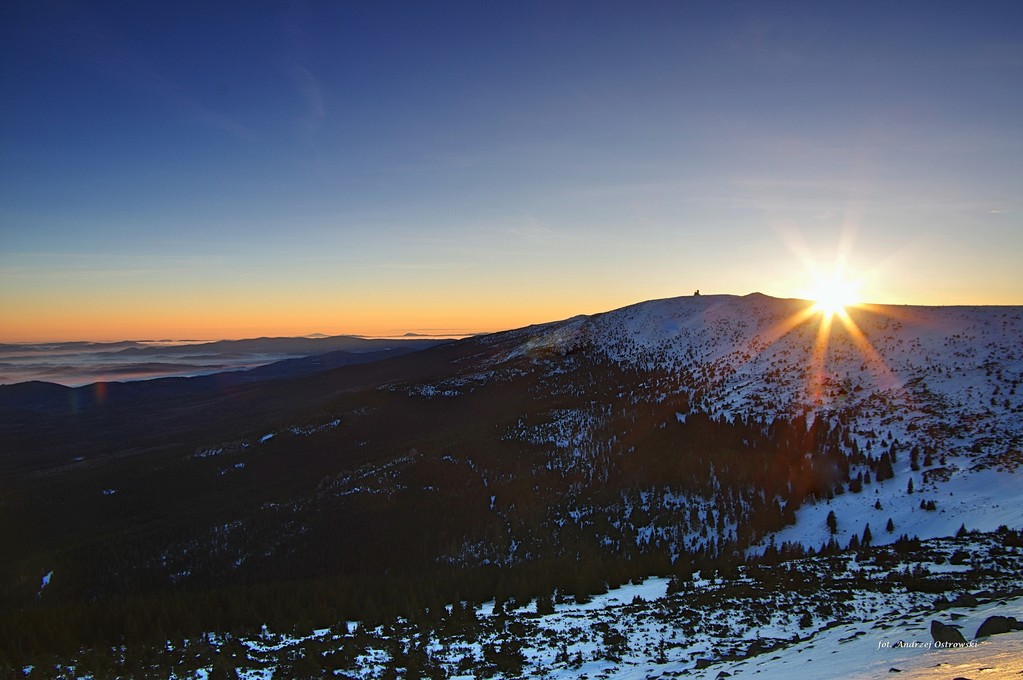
xmin=713 ymin=591 xmax=1023 ymax=680
xmin=47 ymin=528 xmax=1022 ymax=679
xmin=21 ymin=295 xmax=1023 ymax=678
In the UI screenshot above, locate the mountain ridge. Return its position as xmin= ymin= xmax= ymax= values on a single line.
xmin=0 ymin=334 xmax=446 ymax=389
xmin=1 ymin=292 xmax=1020 ymax=675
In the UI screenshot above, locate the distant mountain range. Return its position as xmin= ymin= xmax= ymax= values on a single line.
xmin=0 ymin=334 xmax=446 ymax=388
xmin=1 ymin=293 xmax=1020 ymax=674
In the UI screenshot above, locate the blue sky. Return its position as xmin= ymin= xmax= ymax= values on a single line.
xmin=2 ymin=1 xmax=1022 ymax=341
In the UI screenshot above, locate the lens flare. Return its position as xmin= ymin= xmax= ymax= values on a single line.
xmin=809 ymin=272 xmax=861 ymax=319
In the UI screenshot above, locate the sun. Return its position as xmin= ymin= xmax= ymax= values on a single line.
xmin=809 ymin=271 xmax=861 ymax=318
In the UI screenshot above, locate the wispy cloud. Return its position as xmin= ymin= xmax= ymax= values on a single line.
xmin=42 ymin=1 xmax=259 ymax=140
xmin=289 ymin=62 xmax=327 ymax=137
xmin=283 ymin=4 xmax=327 ymax=139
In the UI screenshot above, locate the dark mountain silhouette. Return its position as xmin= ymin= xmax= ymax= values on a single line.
xmin=0 ymin=334 xmax=445 ymax=387
xmin=0 ymin=338 xmax=444 ymax=413
xmin=1 ymin=293 xmax=1020 ymax=671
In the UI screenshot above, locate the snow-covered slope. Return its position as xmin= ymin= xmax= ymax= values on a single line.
xmin=53 ymin=528 xmax=1023 ymax=679
xmin=10 ymin=293 xmax=1023 ymax=678
xmin=491 ymin=293 xmax=1023 ymax=547
xmin=515 ymin=293 xmax=1020 ymax=429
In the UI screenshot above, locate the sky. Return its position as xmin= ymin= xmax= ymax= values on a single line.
xmin=2 ymin=1 xmax=1022 ymax=342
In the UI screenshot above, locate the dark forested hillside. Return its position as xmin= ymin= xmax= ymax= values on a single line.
xmin=2 ymin=294 xmax=1021 ymax=671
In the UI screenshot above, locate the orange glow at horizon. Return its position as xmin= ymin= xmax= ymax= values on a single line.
xmin=0 ymin=291 xmax=592 ymax=344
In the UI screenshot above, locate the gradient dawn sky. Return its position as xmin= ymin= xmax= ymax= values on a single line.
xmin=2 ymin=1 xmax=1022 ymax=342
